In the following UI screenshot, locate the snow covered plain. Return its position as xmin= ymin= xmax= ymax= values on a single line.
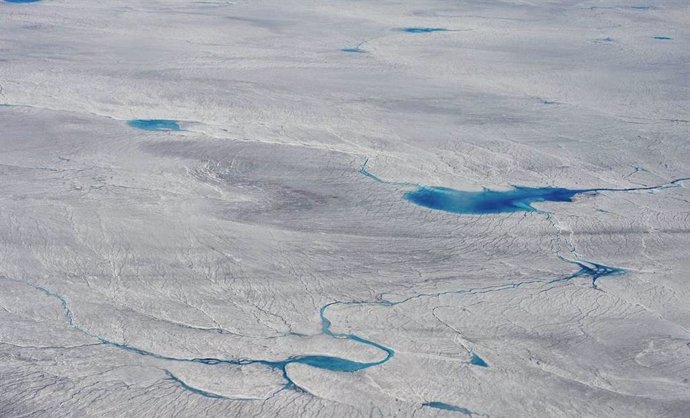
xmin=1 ymin=0 xmax=689 ymax=416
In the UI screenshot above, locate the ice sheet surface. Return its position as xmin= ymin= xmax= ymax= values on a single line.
xmin=1 ymin=1 xmax=689 ymax=417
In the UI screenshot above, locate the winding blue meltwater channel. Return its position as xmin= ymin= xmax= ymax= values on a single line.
xmin=361 ymin=159 xmax=690 ymax=215
xmin=2 ymin=249 xmax=621 ymax=405
xmin=128 ymin=119 xmax=182 ymax=131
xmin=1 ymin=274 xmax=394 ymax=396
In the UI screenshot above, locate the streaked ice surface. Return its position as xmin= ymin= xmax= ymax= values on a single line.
xmin=1 ymin=1 xmax=689 ymax=417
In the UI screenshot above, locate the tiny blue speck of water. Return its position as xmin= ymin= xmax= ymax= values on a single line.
xmin=470 ymin=353 xmax=489 ymax=367
xmin=4 ymin=0 xmax=41 ymax=3
xmin=653 ymin=36 xmax=672 ymax=40
xmin=341 ymin=47 xmax=365 ymax=53
xmin=423 ymin=402 xmax=473 ymax=415
xmin=401 ymin=27 xmax=448 ymax=34
xmin=128 ymin=119 xmax=182 ymax=132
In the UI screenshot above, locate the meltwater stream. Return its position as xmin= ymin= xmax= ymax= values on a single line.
xmin=423 ymin=401 xmax=474 ymax=415
xmin=0 ymin=248 xmax=619 ymax=404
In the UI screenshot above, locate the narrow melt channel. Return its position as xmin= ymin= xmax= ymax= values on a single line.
xmin=399 ymin=27 xmax=448 ymax=33
xmin=423 ymin=402 xmax=474 ymax=415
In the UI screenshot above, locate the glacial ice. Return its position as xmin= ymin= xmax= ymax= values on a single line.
xmin=1 ymin=0 xmax=689 ymax=417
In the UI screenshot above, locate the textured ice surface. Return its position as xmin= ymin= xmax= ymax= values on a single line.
xmin=1 ymin=0 xmax=689 ymax=417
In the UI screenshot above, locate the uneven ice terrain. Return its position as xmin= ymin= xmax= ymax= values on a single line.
xmin=1 ymin=0 xmax=689 ymax=417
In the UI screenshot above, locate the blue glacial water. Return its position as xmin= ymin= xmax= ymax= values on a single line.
xmin=128 ymin=119 xmax=181 ymax=131
xmin=401 ymin=27 xmax=448 ymax=33
xmin=361 ymin=159 xmax=690 ymax=215
xmin=653 ymin=36 xmax=672 ymax=40
xmin=423 ymin=402 xmax=473 ymax=415
xmin=550 ymin=259 xmax=625 ymax=288
xmin=470 ymin=353 xmax=489 ymax=367
xmin=4 ymin=0 xmax=41 ymax=3
xmin=404 ymin=181 xmax=690 ymax=214
xmin=404 ymin=185 xmax=586 ymax=215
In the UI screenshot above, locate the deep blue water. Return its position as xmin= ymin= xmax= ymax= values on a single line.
xmin=128 ymin=119 xmax=181 ymax=131
xmin=404 ymin=185 xmax=587 ymax=215
xmin=361 ymin=158 xmax=689 ymax=216
xmin=423 ymin=402 xmax=473 ymax=415
xmin=401 ymin=27 xmax=448 ymax=33
xmin=470 ymin=353 xmax=489 ymax=367
xmin=653 ymin=36 xmax=672 ymax=40
xmin=402 ymin=177 xmax=690 ymax=215
xmin=4 ymin=0 xmax=41 ymax=3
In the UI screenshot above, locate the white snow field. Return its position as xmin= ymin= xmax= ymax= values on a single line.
xmin=1 ymin=0 xmax=689 ymax=417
